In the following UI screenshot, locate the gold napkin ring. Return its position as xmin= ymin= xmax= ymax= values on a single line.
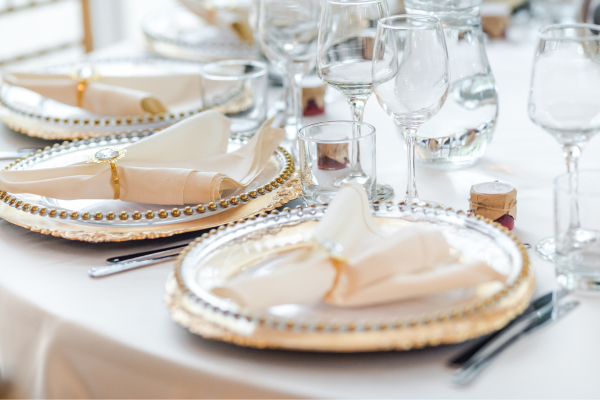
xmin=69 ymin=64 xmax=101 ymax=108
xmin=87 ymin=148 xmax=127 ymax=200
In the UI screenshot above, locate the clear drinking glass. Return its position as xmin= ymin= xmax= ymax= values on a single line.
xmin=403 ymin=0 xmax=498 ymax=169
xmin=555 ymin=171 xmax=600 ymax=291
xmin=528 ymin=24 xmax=600 ymax=261
xmin=317 ymin=0 xmax=394 ymax=201
xmin=298 ymin=121 xmax=377 ymax=205
xmin=258 ymin=0 xmax=320 ymax=143
xmin=372 ymin=15 xmax=450 ymax=206
xmin=201 ymin=60 xmax=268 ymax=135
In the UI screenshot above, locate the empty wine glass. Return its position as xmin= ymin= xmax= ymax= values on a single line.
xmin=258 ymin=0 xmax=320 ymax=145
xmin=317 ymin=0 xmax=394 ymax=200
xmin=372 ymin=15 xmax=450 ymax=206
xmin=528 ymin=23 xmax=600 ymax=261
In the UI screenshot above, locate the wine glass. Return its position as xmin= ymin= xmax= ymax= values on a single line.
xmin=258 ymin=0 xmax=320 ymax=144
xmin=317 ymin=0 xmax=394 ymax=200
xmin=528 ymin=23 xmax=600 ymax=261
xmin=372 ymin=15 xmax=450 ymax=206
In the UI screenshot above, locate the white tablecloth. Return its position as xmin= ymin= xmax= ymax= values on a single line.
xmin=0 ymin=38 xmax=599 ymax=399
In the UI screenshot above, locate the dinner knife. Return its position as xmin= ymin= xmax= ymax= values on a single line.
xmin=450 ymin=299 xmax=579 ymax=386
xmin=448 ymin=288 xmax=571 ymax=367
xmin=106 ymin=243 xmax=188 ymax=264
xmin=89 ymin=254 xmax=179 ymax=278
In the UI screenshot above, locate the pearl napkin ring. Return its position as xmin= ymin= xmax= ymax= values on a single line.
xmin=87 ymin=148 xmax=127 ymax=200
xmin=69 ymin=63 xmax=101 ymax=108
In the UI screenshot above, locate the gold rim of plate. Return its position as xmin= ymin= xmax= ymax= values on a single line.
xmin=165 ymin=205 xmax=535 ymax=352
xmin=0 ymin=133 xmax=301 ymax=242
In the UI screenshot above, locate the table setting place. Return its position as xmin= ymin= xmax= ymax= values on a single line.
xmin=0 ymin=0 xmax=599 ymax=397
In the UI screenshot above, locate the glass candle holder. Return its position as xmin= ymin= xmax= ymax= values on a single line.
xmin=298 ymin=121 xmax=377 ymax=205
xmin=555 ymin=170 xmax=600 ymax=291
xmin=201 ymin=60 xmax=268 ymax=135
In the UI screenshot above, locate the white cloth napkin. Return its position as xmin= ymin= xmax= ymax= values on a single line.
xmin=212 ymin=183 xmax=508 ymax=308
xmin=0 ymin=111 xmax=284 ymax=205
xmin=179 ymin=0 xmax=254 ymax=42
xmin=2 ymin=72 xmax=204 ymax=117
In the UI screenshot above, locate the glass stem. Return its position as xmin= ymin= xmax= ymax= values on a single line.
xmin=291 ymin=70 xmax=304 ymax=137
xmin=348 ymin=97 xmax=367 ymax=179
xmin=563 ymin=144 xmax=581 ymax=230
xmin=404 ymin=126 xmax=420 ymax=204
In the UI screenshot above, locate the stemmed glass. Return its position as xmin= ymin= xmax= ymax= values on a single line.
xmin=258 ymin=0 xmax=320 ymax=145
xmin=317 ymin=0 xmax=394 ymax=200
xmin=372 ymin=15 xmax=450 ymax=206
xmin=528 ymin=23 xmax=600 ymax=261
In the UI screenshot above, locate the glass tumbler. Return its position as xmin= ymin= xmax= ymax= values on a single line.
xmin=201 ymin=60 xmax=268 ymax=135
xmin=298 ymin=121 xmax=377 ymax=205
xmin=555 ymin=171 xmax=600 ymax=291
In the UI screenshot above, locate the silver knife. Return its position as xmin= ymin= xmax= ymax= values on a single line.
xmin=448 ymin=288 xmax=571 ymax=366
xmin=451 ymin=300 xmax=579 ymax=386
xmin=0 ymin=152 xmax=25 ymax=160
xmin=88 ymin=254 xmax=178 ymax=278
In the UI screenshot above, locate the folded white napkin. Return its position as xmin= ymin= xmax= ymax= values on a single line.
xmin=2 ymin=71 xmax=205 ymax=117
xmin=179 ymin=0 xmax=254 ymax=42
xmin=212 ymin=183 xmax=508 ymax=308
xmin=0 ymin=111 xmax=284 ymax=205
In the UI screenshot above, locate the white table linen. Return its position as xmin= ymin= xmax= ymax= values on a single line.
xmin=0 ymin=38 xmax=599 ymax=398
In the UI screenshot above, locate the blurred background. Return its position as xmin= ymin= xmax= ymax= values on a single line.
xmin=0 ymin=0 xmax=595 ymax=70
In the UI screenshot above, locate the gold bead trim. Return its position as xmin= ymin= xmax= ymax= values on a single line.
xmin=172 ymin=205 xmax=531 ymax=334
xmin=0 ymin=136 xmax=294 ymax=223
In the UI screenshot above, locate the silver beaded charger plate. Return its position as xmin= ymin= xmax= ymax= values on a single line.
xmin=143 ymin=6 xmax=258 ymax=62
xmin=0 ymin=57 xmax=243 ymax=141
xmin=166 ymin=205 xmax=535 ymax=352
xmin=0 ymin=132 xmax=300 ymax=242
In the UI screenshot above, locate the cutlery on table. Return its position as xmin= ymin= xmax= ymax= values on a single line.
xmin=88 ymin=253 xmax=180 ymax=278
xmin=106 ymin=243 xmax=189 ymax=264
xmin=88 ymin=244 xmax=189 ymax=277
xmin=0 ymin=148 xmax=41 ymax=160
xmin=448 ymin=288 xmax=571 ymax=367
xmin=450 ymin=296 xmax=579 ymax=386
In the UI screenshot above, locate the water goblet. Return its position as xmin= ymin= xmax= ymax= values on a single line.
xmin=317 ymin=0 xmax=394 ymax=200
xmin=258 ymin=0 xmax=320 ymax=146
xmin=372 ymin=15 xmax=450 ymax=206
xmin=528 ymin=23 xmax=600 ymax=261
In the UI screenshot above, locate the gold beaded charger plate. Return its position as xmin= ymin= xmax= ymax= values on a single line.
xmin=0 ymin=57 xmax=245 ymax=141
xmin=0 ymin=132 xmax=299 ymax=242
xmin=166 ymin=205 xmax=535 ymax=352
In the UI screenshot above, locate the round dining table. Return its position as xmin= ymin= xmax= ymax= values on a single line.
xmin=0 ymin=35 xmax=599 ymax=399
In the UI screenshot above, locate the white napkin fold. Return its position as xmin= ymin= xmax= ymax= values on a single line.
xmin=2 ymin=72 xmax=204 ymax=117
xmin=212 ymin=183 xmax=508 ymax=309
xmin=179 ymin=0 xmax=254 ymax=42
xmin=0 ymin=111 xmax=284 ymax=205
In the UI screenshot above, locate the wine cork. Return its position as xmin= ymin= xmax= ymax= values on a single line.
xmin=469 ymin=182 xmax=517 ymax=222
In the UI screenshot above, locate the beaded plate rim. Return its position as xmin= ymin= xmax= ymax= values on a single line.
xmin=0 ymin=131 xmax=295 ymax=224
xmin=168 ymin=204 xmax=533 ymax=343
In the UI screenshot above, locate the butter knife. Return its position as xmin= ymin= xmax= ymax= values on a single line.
xmin=448 ymin=288 xmax=571 ymax=367
xmin=451 ymin=299 xmax=579 ymax=386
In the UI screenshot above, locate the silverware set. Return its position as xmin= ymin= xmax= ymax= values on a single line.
xmin=449 ymin=289 xmax=578 ymax=386
xmin=89 ymin=243 xmax=187 ymax=278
